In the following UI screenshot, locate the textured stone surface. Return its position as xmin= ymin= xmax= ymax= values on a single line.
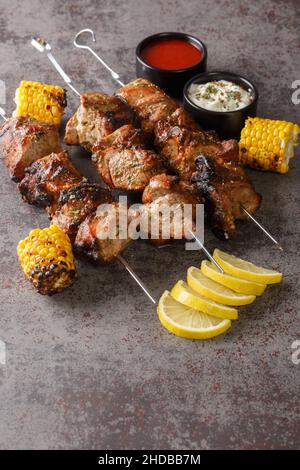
xmin=0 ymin=0 xmax=299 ymax=450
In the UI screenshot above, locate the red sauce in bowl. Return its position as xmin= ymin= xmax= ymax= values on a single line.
xmin=141 ymin=38 xmax=203 ymax=70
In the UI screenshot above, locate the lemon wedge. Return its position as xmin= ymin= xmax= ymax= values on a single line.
xmin=187 ymin=266 xmax=256 ymax=306
xmin=213 ymin=248 xmax=283 ymax=284
xmin=158 ymin=290 xmax=231 ymax=339
xmin=201 ymin=260 xmax=266 ymax=296
xmin=171 ymin=280 xmax=238 ymax=320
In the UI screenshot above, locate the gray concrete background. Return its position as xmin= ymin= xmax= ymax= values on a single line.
xmin=0 ymin=0 xmax=299 ymax=450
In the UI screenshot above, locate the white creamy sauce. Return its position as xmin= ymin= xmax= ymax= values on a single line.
xmin=188 ymin=80 xmax=253 ymax=112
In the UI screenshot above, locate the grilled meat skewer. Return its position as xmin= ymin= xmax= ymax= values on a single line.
xmin=142 ymin=173 xmax=201 ymax=207
xmin=62 ymin=79 xmax=255 ymax=244
xmin=0 ymin=116 xmax=61 ymax=181
xmin=18 ymin=150 xmax=84 ymax=208
xmin=140 ymin=173 xmax=203 ymax=245
xmin=17 ymin=150 xmax=135 ymax=262
xmin=154 ymin=109 xmax=261 ymax=238
xmin=65 ymin=85 xmax=259 ymax=240
xmin=91 ymin=124 xmax=166 ymax=191
xmin=64 ymin=81 xmax=260 ymax=240
xmin=65 ymin=91 xmax=137 ymax=152
xmin=154 ymin=108 xmax=239 ymax=180
xmin=74 ymin=202 xmax=135 ymax=263
xmin=50 ymin=182 xmax=113 ymax=243
xmin=64 ymin=78 xmax=179 ymax=154
xmin=67 ymin=37 xmax=282 ymax=249
xmin=30 ymin=39 xmax=260 ymax=243
xmin=115 ymin=78 xmax=178 ymax=136
xmin=192 ymin=154 xmax=262 ymax=239
xmin=17 ymin=149 xmax=201 ymax=255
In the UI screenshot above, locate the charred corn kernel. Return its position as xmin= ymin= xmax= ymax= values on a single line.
xmin=13 ymin=80 xmax=66 ymax=125
xmin=239 ymin=117 xmax=299 ymax=174
xmin=17 ymin=226 xmax=76 ymax=295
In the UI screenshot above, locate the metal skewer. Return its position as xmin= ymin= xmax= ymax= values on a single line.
xmin=31 ymin=37 xmax=158 ymax=304
xmin=241 ymin=206 xmax=283 ymax=251
xmin=118 ymin=255 xmax=156 ymax=304
xmin=31 ymin=37 xmax=80 ymax=96
xmin=187 ymin=229 xmax=223 ymax=271
xmin=0 ymin=107 xmax=7 ymax=121
xmin=74 ymin=29 xmax=283 ymax=252
xmin=74 ymin=29 xmax=124 ymax=87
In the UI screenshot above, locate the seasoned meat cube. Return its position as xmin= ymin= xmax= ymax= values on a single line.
xmin=160 ymin=107 xmax=200 ymax=131
xmin=64 ymin=92 xmax=137 ymax=152
xmin=116 ymin=79 xmax=178 ymax=136
xmin=0 ymin=116 xmax=61 ymax=181
xmin=92 ymin=125 xmax=166 ymax=191
xmin=142 ymin=173 xmax=201 ymax=206
xmin=93 ymin=123 xmax=145 ymax=150
xmin=74 ymin=202 xmax=135 ymax=263
xmin=192 ymin=154 xmax=262 ymax=239
xmin=49 ymin=182 xmax=113 ymax=242
xmin=18 ymin=151 xmax=84 ymax=207
xmin=154 ymin=112 xmax=239 ymax=180
xmin=140 ymin=174 xmax=202 ymax=245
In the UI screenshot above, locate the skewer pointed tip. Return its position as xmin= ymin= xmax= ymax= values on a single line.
xmin=241 ymin=206 xmax=283 ymax=251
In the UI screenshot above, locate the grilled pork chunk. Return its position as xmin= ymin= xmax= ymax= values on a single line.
xmin=116 ymin=79 xmax=178 ymax=136
xmin=74 ymin=202 xmax=135 ymax=263
xmin=154 ymin=110 xmax=239 ymax=180
xmin=0 ymin=117 xmax=61 ymax=181
xmin=50 ymin=182 xmax=113 ymax=242
xmin=158 ymin=107 xmax=200 ymax=132
xmin=18 ymin=151 xmax=84 ymax=207
xmin=192 ymin=154 xmax=262 ymax=239
xmin=92 ymin=124 xmax=166 ymax=191
xmin=140 ymin=174 xmax=202 ymax=245
xmin=64 ymin=92 xmax=137 ymax=152
xmin=142 ymin=173 xmax=201 ymax=206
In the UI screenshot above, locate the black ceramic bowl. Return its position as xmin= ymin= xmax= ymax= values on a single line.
xmin=136 ymin=32 xmax=207 ymax=97
xmin=183 ymin=71 xmax=258 ymax=139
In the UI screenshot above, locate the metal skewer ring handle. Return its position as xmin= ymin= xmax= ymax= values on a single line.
xmin=74 ymin=29 xmax=125 ymax=87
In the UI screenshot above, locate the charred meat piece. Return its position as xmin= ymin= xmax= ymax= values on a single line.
xmin=192 ymin=154 xmax=262 ymax=239
xmin=142 ymin=173 xmax=202 ymax=206
xmin=140 ymin=174 xmax=203 ymax=245
xmin=74 ymin=202 xmax=135 ymax=263
xmin=116 ymin=79 xmax=178 ymax=136
xmin=159 ymin=107 xmax=200 ymax=132
xmin=49 ymin=182 xmax=113 ymax=243
xmin=18 ymin=151 xmax=84 ymax=207
xmin=0 ymin=117 xmax=61 ymax=182
xmin=93 ymin=122 xmax=145 ymax=149
xmin=64 ymin=92 xmax=137 ymax=152
xmin=154 ymin=112 xmax=238 ymax=180
xmin=92 ymin=125 xmax=166 ymax=191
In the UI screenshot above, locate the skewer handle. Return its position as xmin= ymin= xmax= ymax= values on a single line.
xmin=74 ymin=29 xmax=125 ymax=87
xmin=31 ymin=37 xmax=81 ymax=96
xmin=117 ymin=254 xmax=157 ymax=305
xmin=46 ymin=52 xmax=81 ymax=96
xmin=45 ymin=51 xmax=80 ymax=96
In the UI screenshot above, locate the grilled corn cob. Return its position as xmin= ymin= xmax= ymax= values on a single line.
xmin=13 ymin=80 xmax=67 ymax=125
xmin=17 ymin=225 xmax=76 ymax=295
xmin=239 ymin=117 xmax=299 ymax=174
